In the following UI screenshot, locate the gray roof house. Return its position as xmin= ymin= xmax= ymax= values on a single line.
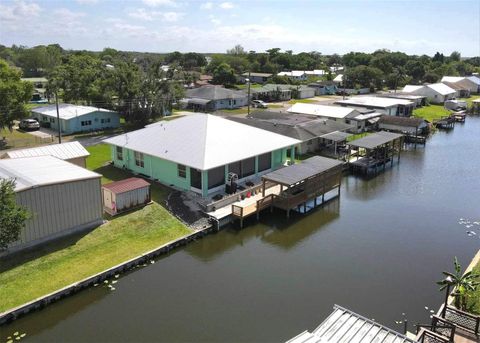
xmin=240 ymin=72 xmax=272 ymax=84
xmin=228 ymin=111 xmax=352 ymax=155
xmin=181 ymin=85 xmax=248 ymax=111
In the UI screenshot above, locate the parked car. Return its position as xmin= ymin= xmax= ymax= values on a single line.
xmin=251 ymin=100 xmax=268 ymax=108
xmin=19 ymin=119 xmax=40 ymax=131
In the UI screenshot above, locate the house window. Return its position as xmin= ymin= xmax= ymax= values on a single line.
xmin=106 ymin=118 xmax=111 ymax=123
xmin=81 ymin=120 xmax=92 ymax=126
xmin=101 ymin=119 xmax=105 ymax=123
xmin=134 ymin=151 xmax=144 ymax=168
xmin=50 ymin=118 xmax=55 ymax=123
xmin=178 ymin=164 xmax=186 ymax=178
xmin=116 ymin=146 xmax=123 ymax=161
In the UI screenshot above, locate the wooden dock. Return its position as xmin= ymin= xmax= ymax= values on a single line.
xmin=434 ymin=115 xmax=455 ymax=129
xmin=230 ymin=156 xmax=344 ymax=227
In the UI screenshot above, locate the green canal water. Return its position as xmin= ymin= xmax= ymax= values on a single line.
xmin=2 ymin=118 xmax=480 ymax=342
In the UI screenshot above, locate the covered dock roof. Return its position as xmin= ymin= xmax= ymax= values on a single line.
xmin=2 ymin=141 xmax=89 ymax=160
xmin=102 ymin=177 xmax=150 ymax=194
xmin=321 ymin=131 xmax=352 ymax=142
xmin=262 ymin=156 xmax=343 ymax=186
xmin=348 ymin=131 xmax=403 ymax=149
xmin=286 ymin=305 xmax=417 ymax=343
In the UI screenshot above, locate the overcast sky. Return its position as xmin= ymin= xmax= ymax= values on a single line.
xmin=1 ymin=0 xmax=479 ymax=56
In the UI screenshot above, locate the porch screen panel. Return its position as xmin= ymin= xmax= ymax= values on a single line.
xmin=241 ymin=157 xmax=255 ymax=177
xmin=228 ymin=161 xmax=241 ymax=176
xmin=208 ymin=166 xmax=225 ymax=189
xmin=258 ymin=152 xmax=272 ymax=172
xmin=190 ymin=168 xmax=202 ymax=189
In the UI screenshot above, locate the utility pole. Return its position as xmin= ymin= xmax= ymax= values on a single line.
xmin=55 ymin=91 xmax=62 ymax=144
xmin=343 ymin=67 xmax=347 ymax=100
xmin=247 ymin=71 xmax=251 ymax=116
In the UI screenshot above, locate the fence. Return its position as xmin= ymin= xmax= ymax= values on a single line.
xmin=0 ymin=135 xmax=54 ymax=150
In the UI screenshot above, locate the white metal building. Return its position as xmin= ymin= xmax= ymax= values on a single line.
xmin=0 ymin=156 xmax=103 ymax=253
xmin=1 ymin=141 xmax=90 ymax=167
xmin=102 ymin=178 xmax=151 ymax=216
xmin=403 ymin=83 xmax=456 ymax=104
xmin=334 ymin=96 xmax=415 ymax=116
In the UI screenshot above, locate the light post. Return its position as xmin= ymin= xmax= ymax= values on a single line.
xmin=442 ymin=275 xmax=453 ymax=318
xmin=246 ymin=72 xmax=251 ymax=116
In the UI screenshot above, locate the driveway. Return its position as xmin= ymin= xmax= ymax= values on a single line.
xmin=25 ymin=128 xmax=54 ymax=139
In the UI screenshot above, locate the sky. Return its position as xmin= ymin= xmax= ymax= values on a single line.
xmin=0 ymin=0 xmax=479 ymax=56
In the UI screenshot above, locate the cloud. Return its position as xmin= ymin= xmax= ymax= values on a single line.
xmin=0 ymin=0 xmax=41 ymax=22
xmin=142 ymin=0 xmax=177 ymax=7
xmin=53 ymin=8 xmax=86 ymax=21
xmin=200 ymin=2 xmax=213 ymax=9
xmin=75 ymin=0 xmax=98 ymax=4
xmin=209 ymin=15 xmax=221 ymax=26
xmin=219 ymin=2 xmax=234 ymax=9
xmin=127 ymin=8 xmax=184 ymax=22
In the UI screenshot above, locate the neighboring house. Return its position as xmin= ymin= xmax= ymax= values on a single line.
xmin=103 ymin=113 xmax=299 ymax=197
xmin=333 ymin=74 xmax=343 ymax=85
xmin=334 ymin=96 xmax=415 ymax=116
xmin=377 ymin=115 xmax=429 ymax=135
xmin=228 ymin=111 xmax=352 ymax=155
xmin=277 ymin=71 xmax=308 ymax=81
xmin=195 ymin=74 xmax=213 ymax=87
xmin=308 ymin=81 xmax=337 ymax=95
xmin=287 ymin=103 xmax=382 ymax=133
xmin=441 ymin=76 xmax=480 ymax=94
xmin=21 ymin=77 xmax=48 ymax=102
xmin=377 ymin=93 xmax=427 ymax=107
xmin=31 ymin=104 xmax=120 ymax=135
xmin=181 ymin=85 xmax=248 ymax=111
xmin=1 ymin=141 xmax=90 ymax=167
xmin=442 ymin=80 xmax=471 ymax=98
xmin=250 ymin=84 xmax=315 ymax=101
xmin=241 ymin=72 xmax=272 ymax=84
xmin=0 ymin=156 xmax=102 ymax=253
xmin=402 ymin=83 xmax=456 ymax=104
xmin=304 ymin=70 xmax=326 ymax=77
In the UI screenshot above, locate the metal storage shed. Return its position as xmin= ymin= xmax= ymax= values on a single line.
xmin=2 ymin=141 xmax=90 ymax=167
xmin=0 ymin=156 xmax=103 ymax=253
xmin=102 ymin=178 xmax=151 ymax=216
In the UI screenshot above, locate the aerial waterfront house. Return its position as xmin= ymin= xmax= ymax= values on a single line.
xmin=277 ymin=71 xmax=308 ymax=81
xmin=31 ymin=104 xmax=120 ymax=134
xmin=103 ymin=113 xmax=299 ymax=197
xmin=1 ymin=141 xmax=90 ymax=167
xmin=402 ymin=83 xmax=456 ymax=104
xmin=0 ymin=156 xmax=103 ymax=253
xmin=287 ymin=103 xmax=382 ymax=132
xmin=334 ymin=96 xmax=415 ymax=116
xmin=181 ymin=85 xmax=248 ymax=111
xmin=376 ymin=93 xmax=427 ymax=107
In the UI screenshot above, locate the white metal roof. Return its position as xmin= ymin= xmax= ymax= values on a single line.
xmin=4 ymin=141 xmax=89 ymax=160
xmin=441 ymin=76 xmax=464 ymax=83
xmin=278 ymin=71 xmax=306 ymax=77
xmin=0 ymin=156 xmax=100 ymax=192
xmin=103 ymin=113 xmax=300 ymax=170
xmin=335 ymin=96 xmax=414 ymax=108
xmin=288 ymin=103 xmax=358 ymax=119
xmin=31 ymin=104 xmax=116 ymax=120
xmin=333 ymin=74 xmax=343 ymax=82
xmin=467 ymin=75 xmax=480 ymax=85
xmin=286 ymin=305 xmax=417 ymax=343
xmin=426 ymin=83 xmax=456 ymax=95
xmin=402 ymin=85 xmax=423 ymax=93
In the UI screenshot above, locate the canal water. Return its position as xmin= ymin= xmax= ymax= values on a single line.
xmin=2 ymin=118 xmax=480 ymax=342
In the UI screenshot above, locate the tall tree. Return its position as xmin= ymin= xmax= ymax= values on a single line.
xmin=0 ymin=59 xmax=33 ymax=130
xmin=212 ymin=62 xmax=237 ymax=86
xmin=0 ymin=179 xmax=30 ymax=250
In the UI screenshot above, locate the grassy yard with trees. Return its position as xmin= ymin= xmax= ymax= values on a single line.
xmin=0 ymin=143 xmax=191 ymax=313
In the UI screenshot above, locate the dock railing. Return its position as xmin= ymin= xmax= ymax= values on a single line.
xmin=205 ymin=183 xmax=265 ymax=212
xmin=442 ymin=305 xmax=480 ymax=336
xmin=416 ymin=328 xmax=449 ymax=343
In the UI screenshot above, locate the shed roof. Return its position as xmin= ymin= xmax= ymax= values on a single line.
xmin=0 ymin=156 xmax=101 ymax=192
xmin=102 ymin=177 xmax=150 ymax=194
xmin=4 ymin=141 xmax=89 ymax=160
xmin=185 ymin=85 xmax=246 ymax=100
xmin=104 ymin=113 xmax=300 ymax=170
xmin=349 ymin=131 xmax=403 ymax=149
xmin=288 ymin=103 xmax=359 ymax=119
xmin=402 ymin=85 xmax=423 ymax=93
xmin=262 ymin=156 xmax=343 ymax=186
xmin=334 ymin=96 xmax=414 ymax=108
xmin=378 ymin=115 xmax=425 ymax=128
xmin=286 ymin=305 xmax=417 ymax=343
xmin=31 ymin=104 xmax=116 ymax=120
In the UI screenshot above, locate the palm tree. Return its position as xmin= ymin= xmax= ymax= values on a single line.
xmin=437 ymin=257 xmax=480 ymax=311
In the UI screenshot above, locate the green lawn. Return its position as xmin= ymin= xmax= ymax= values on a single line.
xmin=347 ymin=132 xmax=371 ymax=142
xmin=0 ymin=128 xmax=52 ymax=150
xmin=413 ymin=105 xmax=451 ymax=122
xmin=459 ymin=95 xmax=480 ymax=107
xmin=0 ymin=142 xmax=191 ymax=313
xmin=0 ymin=203 xmax=191 ymax=312
xmin=288 ymin=98 xmax=318 ymax=105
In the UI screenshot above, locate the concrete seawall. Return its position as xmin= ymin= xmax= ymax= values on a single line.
xmin=0 ymin=223 xmax=219 ymax=326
